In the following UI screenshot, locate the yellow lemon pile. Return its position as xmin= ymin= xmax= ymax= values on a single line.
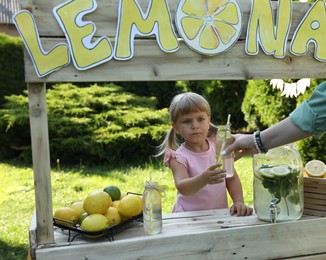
xmin=304 ymin=160 xmax=326 ymax=178
xmin=53 ymin=185 xmax=143 ymax=233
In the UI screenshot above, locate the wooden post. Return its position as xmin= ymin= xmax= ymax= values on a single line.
xmin=28 ymin=83 xmax=54 ymax=244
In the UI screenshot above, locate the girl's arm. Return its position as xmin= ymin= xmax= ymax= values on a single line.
xmin=226 ymin=169 xmax=253 ymax=216
xmin=169 ymin=158 xmax=226 ymax=196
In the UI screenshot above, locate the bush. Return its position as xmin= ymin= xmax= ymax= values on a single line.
xmin=0 ymin=83 xmax=170 ymax=166
xmin=241 ymin=78 xmax=326 ymax=164
xmin=176 ymin=80 xmax=247 ymax=130
xmin=0 ymin=33 xmax=25 ymax=108
xmin=118 ymin=81 xmax=185 ymax=109
xmin=241 ymin=79 xmax=296 ymax=131
xmin=204 ymin=80 xmax=247 ymax=130
xmin=294 ymin=78 xmax=326 ymax=164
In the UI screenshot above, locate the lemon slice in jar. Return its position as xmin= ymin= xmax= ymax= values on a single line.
xmin=259 ymin=168 xmax=275 ymax=178
xmin=270 ymin=166 xmax=291 ymax=177
xmin=305 ymin=160 xmax=326 ymax=178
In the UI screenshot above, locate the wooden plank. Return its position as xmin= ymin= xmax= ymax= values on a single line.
xmin=304 ymin=192 xmax=326 ymax=200
xmin=304 ymin=177 xmax=326 ymax=184
xmin=304 ymin=197 xmax=326 ymax=206
xmin=28 ymin=83 xmax=54 ymax=245
xmin=283 ymin=254 xmax=326 ymax=260
xmin=19 ymin=0 xmax=313 ymax=38
xmin=304 ymin=186 xmax=326 ymax=195
xmin=35 ymin=216 xmax=326 ymax=260
xmin=23 ymin=39 xmax=326 ymax=83
xmin=304 ymin=203 xmax=326 ymax=212
xmin=303 ymin=209 xmax=326 ymax=217
xmin=29 ymin=208 xmax=37 ymax=260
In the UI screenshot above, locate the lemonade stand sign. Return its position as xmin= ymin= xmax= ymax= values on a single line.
xmin=12 ymin=0 xmax=326 ymax=259
xmin=14 ymin=0 xmax=326 ymax=78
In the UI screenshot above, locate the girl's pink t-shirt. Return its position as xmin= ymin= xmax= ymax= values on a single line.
xmin=165 ymin=138 xmax=228 ymax=212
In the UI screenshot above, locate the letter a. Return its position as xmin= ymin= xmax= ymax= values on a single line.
xmin=290 ymin=0 xmax=326 ymax=62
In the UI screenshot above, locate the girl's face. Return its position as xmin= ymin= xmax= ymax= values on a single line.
xmin=173 ymin=111 xmax=211 ymax=146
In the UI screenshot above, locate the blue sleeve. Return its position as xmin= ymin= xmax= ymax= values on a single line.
xmin=289 ymin=81 xmax=326 ymax=137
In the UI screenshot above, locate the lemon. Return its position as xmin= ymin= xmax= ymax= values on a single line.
xmin=270 ymin=166 xmax=291 ymax=177
xmin=80 ymin=214 xmax=109 ymax=232
xmin=120 ymin=192 xmax=127 ymax=199
xmin=54 ymin=207 xmax=79 ymax=226
xmin=69 ymin=201 xmax=85 ymax=215
xmin=120 ymin=214 xmax=130 ymax=221
xmin=103 ymin=185 xmax=121 ymax=201
xmin=83 ymin=191 xmax=112 ymax=214
xmin=259 ymin=168 xmax=274 ymax=178
xmin=118 ymin=194 xmax=143 ymax=217
xmin=111 ymin=200 xmax=120 ymax=209
xmin=79 ymin=212 xmax=89 ymax=225
xmin=104 ymin=207 xmax=121 ymax=226
xmin=175 ymin=0 xmax=242 ymax=55
xmin=305 ymin=160 xmax=326 ymax=178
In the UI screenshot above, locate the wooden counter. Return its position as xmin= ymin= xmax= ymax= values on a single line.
xmin=30 ymin=209 xmax=326 ymax=259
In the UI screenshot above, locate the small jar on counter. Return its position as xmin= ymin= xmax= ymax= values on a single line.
xmin=143 ymin=181 xmax=164 ymax=235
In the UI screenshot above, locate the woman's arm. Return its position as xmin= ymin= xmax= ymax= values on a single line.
xmin=223 ymin=81 xmax=326 ymax=159
xmin=222 ymin=117 xmax=311 ymax=160
xmin=260 ymin=117 xmax=312 ymax=150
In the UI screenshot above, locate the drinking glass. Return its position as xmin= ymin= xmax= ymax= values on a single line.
xmin=216 ymin=125 xmax=234 ymax=178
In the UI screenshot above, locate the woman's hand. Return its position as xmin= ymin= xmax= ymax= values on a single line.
xmin=222 ymin=134 xmax=257 ymax=161
xmin=230 ymin=201 xmax=253 ymax=216
xmin=202 ymin=163 xmax=226 ymax=185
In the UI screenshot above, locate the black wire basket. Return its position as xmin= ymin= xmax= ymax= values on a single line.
xmin=53 ymin=192 xmax=143 ymax=242
xmin=53 ymin=213 xmax=143 ymax=242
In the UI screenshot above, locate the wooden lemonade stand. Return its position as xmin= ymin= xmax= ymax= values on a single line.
xmin=14 ymin=0 xmax=326 ymax=259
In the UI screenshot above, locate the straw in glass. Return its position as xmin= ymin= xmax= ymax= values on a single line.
xmin=216 ymin=114 xmax=231 ymax=163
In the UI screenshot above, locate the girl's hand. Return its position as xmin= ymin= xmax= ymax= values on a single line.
xmin=202 ymin=163 xmax=226 ymax=185
xmin=230 ymin=201 xmax=253 ymax=216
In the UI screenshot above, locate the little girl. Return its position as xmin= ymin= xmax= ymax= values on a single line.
xmin=158 ymin=92 xmax=253 ymax=216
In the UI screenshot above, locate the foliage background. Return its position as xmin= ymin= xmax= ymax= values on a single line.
xmin=0 ymin=34 xmax=25 ymax=108
xmin=0 ymin=9 xmax=325 ymax=259
xmin=0 ymin=33 xmax=325 ymax=165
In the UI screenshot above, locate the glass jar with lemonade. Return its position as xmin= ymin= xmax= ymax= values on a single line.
xmin=253 ymin=144 xmax=304 ymax=222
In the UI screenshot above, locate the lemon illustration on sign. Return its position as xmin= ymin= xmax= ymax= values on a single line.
xmin=104 ymin=206 xmax=121 ymax=226
xmin=305 ymin=160 xmax=326 ymax=178
xmin=270 ymin=166 xmax=291 ymax=177
xmin=54 ymin=207 xmax=79 ymax=226
xmin=80 ymin=214 xmax=109 ymax=232
xmin=175 ymin=0 xmax=242 ymax=55
xmin=83 ymin=191 xmax=112 ymax=214
xmin=118 ymin=194 xmax=143 ymax=217
xmin=103 ymin=185 xmax=121 ymax=201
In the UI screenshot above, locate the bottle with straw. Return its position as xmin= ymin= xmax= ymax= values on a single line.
xmin=216 ymin=114 xmax=234 ymax=178
xmin=142 ymin=174 xmax=165 ymax=235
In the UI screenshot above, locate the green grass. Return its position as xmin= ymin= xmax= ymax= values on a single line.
xmin=0 ymin=156 xmax=253 ymax=260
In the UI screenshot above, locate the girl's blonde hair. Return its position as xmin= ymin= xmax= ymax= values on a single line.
xmin=156 ymin=92 xmax=217 ymax=156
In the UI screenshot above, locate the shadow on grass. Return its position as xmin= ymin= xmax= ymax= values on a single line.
xmin=0 ymin=239 xmax=28 ymax=260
